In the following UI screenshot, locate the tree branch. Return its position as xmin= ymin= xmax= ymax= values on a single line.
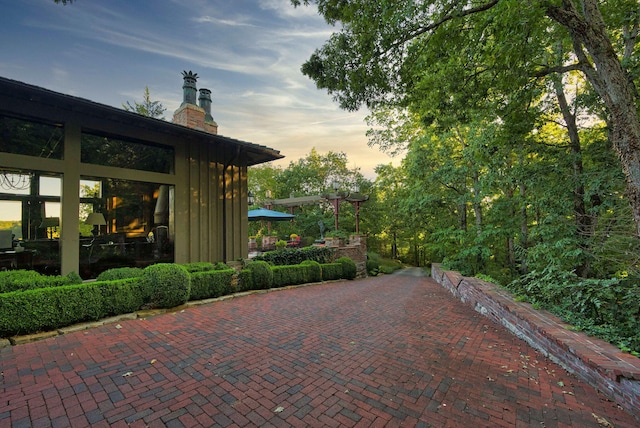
xmin=407 ymin=0 xmax=500 ymax=41
xmin=531 ymin=62 xmax=585 ymax=78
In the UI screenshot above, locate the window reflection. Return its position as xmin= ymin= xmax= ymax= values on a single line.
xmin=81 ymin=131 xmax=174 ymax=174
xmin=0 ymin=168 xmax=61 ymax=274
xmin=0 ymin=115 xmax=64 ymax=159
xmin=0 ymin=168 xmax=174 ymax=279
xmin=79 ymin=177 xmax=174 ymax=279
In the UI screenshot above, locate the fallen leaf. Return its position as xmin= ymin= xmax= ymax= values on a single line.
xmin=592 ymin=413 xmax=614 ymax=427
xmin=274 ymin=406 xmax=285 ymax=413
xmin=150 ymin=359 xmax=157 ymax=364
xmin=557 ymin=381 xmax=564 ymax=387
xmin=115 ymin=324 xmax=122 ymax=329
xmin=122 ymin=371 xmax=133 ymax=377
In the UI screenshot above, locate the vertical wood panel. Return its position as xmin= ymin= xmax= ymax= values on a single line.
xmin=173 ymin=142 xmax=190 ymax=264
xmin=199 ymin=143 xmax=209 ymax=261
xmin=60 ymin=122 xmax=81 ymax=275
xmin=189 ymin=141 xmax=200 ymax=261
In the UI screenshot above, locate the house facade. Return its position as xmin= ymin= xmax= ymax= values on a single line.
xmin=0 ymin=74 xmax=282 ymax=278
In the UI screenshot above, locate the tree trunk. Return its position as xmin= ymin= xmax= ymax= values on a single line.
xmin=546 ymin=0 xmax=640 ymax=236
xmin=552 ymin=75 xmax=591 ymax=277
xmin=520 ymin=183 xmax=529 ymax=274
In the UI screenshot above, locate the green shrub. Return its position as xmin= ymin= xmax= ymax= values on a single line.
xmin=0 ymin=270 xmax=44 ymax=293
xmin=237 ymin=269 xmax=254 ymax=292
xmin=321 ymin=263 xmax=343 ymax=281
xmin=65 ymin=271 xmax=83 ymax=285
xmin=0 ymin=288 xmax=60 ymax=336
xmin=181 ymin=262 xmax=229 ymax=273
xmin=98 ymin=278 xmax=146 ymax=316
xmin=272 ymin=265 xmax=308 ymax=287
xmin=141 ymin=263 xmax=191 ymax=309
xmin=53 ymin=284 xmax=105 ymax=327
xmin=366 ymin=259 xmax=379 ymax=276
xmin=97 ymin=267 xmax=143 ymax=282
xmin=0 ymin=270 xmax=82 ymax=293
xmin=300 ymin=260 xmax=322 ymax=283
xmin=0 ymin=282 xmax=106 ymax=336
xmin=336 ymin=257 xmax=357 ymax=280
xmin=246 ymin=260 xmax=273 ymax=290
xmin=189 ymin=269 xmax=235 ymax=300
xmin=254 ymin=246 xmax=333 ymax=266
xmin=276 ymin=240 xmax=288 ymax=251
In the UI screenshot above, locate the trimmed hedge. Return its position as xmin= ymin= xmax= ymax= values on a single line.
xmin=0 ymin=278 xmax=141 ymax=337
xmin=141 ymin=263 xmax=191 ymax=309
xmin=320 ymin=263 xmax=343 ymax=281
xmin=237 ymin=269 xmax=254 ymax=292
xmin=272 ymin=265 xmax=309 ymax=287
xmin=0 ymin=270 xmax=81 ymax=293
xmin=96 ymin=267 xmax=143 ymax=282
xmin=336 ymin=257 xmax=357 ymax=280
xmin=254 ymin=246 xmax=333 ymax=266
xmin=190 ymin=269 xmax=235 ymax=300
xmin=182 ymin=262 xmax=230 ymax=273
xmin=301 ymin=260 xmax=322 ymax=283
xmin=246 ymin=260 xmax=273 ymax=290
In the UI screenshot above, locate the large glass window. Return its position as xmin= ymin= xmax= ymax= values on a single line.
xmin=0 ymin=168 xmax=61 ymax=274
xmin=0 ymin=115 xmax=64 ymax=159
xmin=81 ymin=131 xmax=174 ymax=174
xmin=79 ymin=177 xmax=174 ymax=279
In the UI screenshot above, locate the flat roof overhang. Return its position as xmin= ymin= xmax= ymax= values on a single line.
xmin=0 ymin=76 xmax=284 ymax=166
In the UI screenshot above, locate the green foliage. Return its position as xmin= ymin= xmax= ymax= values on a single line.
xmin=141 ymin=263 xmax=191 ymax=309
xmin=301 ymin=260 xmax=322 ymax=283
xmin=366 ymin=258 xmax=379 ymax=276
xmin=254 ymin=246 xmax=333 ymax=266
xmin=65 ymin=271 xmax=83 ymax=285
xmin=0 ymin=270 xmax=80 ymax=293
xmin=246 ymin=260 xmax=273 ymax=290
xmin=336 ymin=256 xmax=357 ymax=280
xmin=98 ymin=278 xmax=146 ymax=316
xmin=122 ymin=86 xmax=166 ymax=119
xmin=237 ymin=269 xmax=254 ymax=292
xmin=189 ymin=269 xmax=235 ymax=300
xmin=276 ymin=239 xmax=288 ymax=251
xmin=320 ymin=263 xmax=342 ymax=281
xmin=505 ymin=266 xmax=640 ymax=353
xmin=181 ymin=262 xmax=229 ymax=273
xmin=272 ymin=265 xmax=308 ymax=287
xmin=0 ymin=278 xmax=144 ymax=337
xmin=97 ymin=267 xmax=143 ymax=281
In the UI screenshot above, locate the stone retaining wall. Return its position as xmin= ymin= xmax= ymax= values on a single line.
xmin=431 ymin=264 xmax=640 ymax=421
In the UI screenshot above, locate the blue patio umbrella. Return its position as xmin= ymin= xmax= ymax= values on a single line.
xmin=248 ymin=208 xmax=295 ymax=221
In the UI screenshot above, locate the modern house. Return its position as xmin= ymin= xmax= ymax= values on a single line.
xmin=0 ymin=73 xmax=283 ymax=278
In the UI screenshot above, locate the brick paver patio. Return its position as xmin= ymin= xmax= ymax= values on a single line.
xmin=1 ymin=268 xmax=637 ymax=427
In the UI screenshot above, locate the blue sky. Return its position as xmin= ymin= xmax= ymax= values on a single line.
xmin=0 ymin=0 xmax=397 ymax=178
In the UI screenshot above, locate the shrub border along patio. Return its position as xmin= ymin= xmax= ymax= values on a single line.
xmin=431 ymin=263 xmax=640 ymax=421
xmin=0 ymin=258 xmax=357 ymax=341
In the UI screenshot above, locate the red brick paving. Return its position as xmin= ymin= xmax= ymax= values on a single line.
xmin=1 ymin=269 xmax=637 ymax=427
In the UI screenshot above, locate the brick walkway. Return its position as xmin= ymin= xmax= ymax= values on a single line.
xmin=1 ymin=269 xmax=637 ymax=427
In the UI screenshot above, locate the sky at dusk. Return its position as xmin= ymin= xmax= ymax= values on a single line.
xmin=0 ymin=0 xmax=399 ymax=179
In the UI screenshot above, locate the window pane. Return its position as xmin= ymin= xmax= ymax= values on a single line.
xmin=79 ymin=176 xmax=174 ymax=279
xmin=0 ymin=200 xmax=22 ymax=240
xmin=40 ymin=176 xmax=61 ymax=197
xmin=81 ymin=131 xmax=174 ymax=174
xmin=0 ymin=172 xmax=31 ymax=195
xmin=0 ymin=115 xmax=64 ymax=159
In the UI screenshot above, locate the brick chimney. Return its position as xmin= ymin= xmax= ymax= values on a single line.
xmin=172 ymin=70 xmax=218 ymax=134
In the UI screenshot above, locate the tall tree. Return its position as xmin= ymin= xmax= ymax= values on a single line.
xmin=123 ymin=87 xmax=166 ymax=120
xmin=292 ymin=0 xmax=640 ymax=233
